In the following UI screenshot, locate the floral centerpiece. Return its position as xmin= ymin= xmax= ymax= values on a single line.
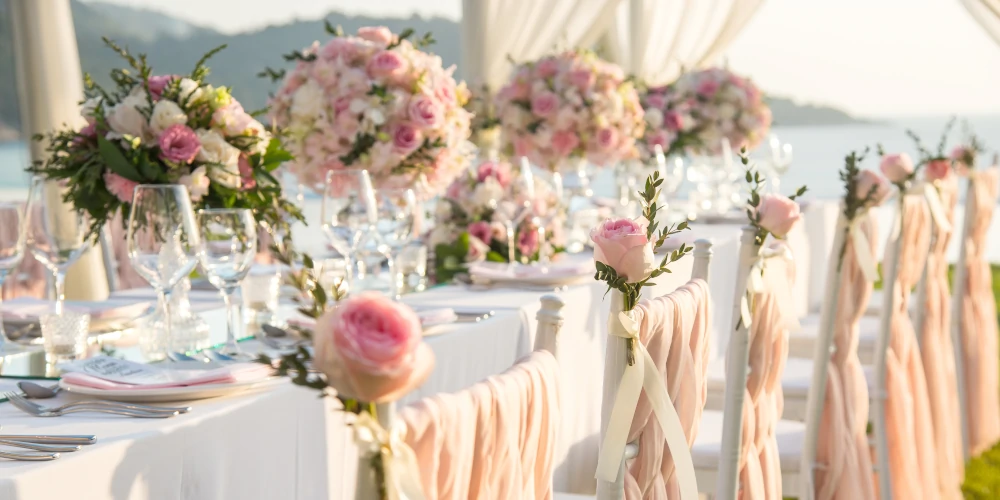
xmin=267 ymin=25 xmax=473 ymax=197
xmin=464 ymin=83 xmax=502 ymax=153
xmin=30 ymin=39 xmax=301 ymax=239
xmin=495 ymin=49 xmax=645 ymax=171
xmin=430 ymin=159 xmax=565 ymax=282
xmin=640 ymin=68 xmax=771 ymax=158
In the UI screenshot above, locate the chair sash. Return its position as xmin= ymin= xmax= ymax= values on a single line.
xmin=399 ymin=351 xmax=560 ymax=500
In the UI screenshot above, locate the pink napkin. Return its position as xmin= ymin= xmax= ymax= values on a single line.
xmin=1 ymin=297 xmax=151 ymax=321
xmin=466 ymin=260 xmax=593 ymax=281
xmin=60 ymin=357 xmax=272 ymax=390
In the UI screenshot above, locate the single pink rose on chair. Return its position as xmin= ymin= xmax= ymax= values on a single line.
xmin=755 ymin=193 xmax=801 ymax=238
xmin=925 ymin=159 xmax=952 ymax=182
xmin=313 ymin=293 xmax=434 ymax=403
xmin=879 ymin=153 xmax=914 ymax=183
xmin=590 ymin=218 xmax=654 ymax=282
xmin=855 ymin=170 xmax=891 ymax=206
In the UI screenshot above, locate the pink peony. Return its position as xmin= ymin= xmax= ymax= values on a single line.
xmin=551 ymin=130 xmax=580 ymax=157
xmin=530 ymin=91 xmax=559 ymax=117
xmin=476 ymin=160 xmax=512 ymax=187
xmin=855 ymin=170 xmax=891 ymax=206
xmin=755 ymin=194 xmax=801 ymax=238
xmin=158 ymin=124 xmax=201 ymax=164
xmin=313 ymin=292 xmax=433 ymax=403
xmin=590 ymin=218 xmax=653 ymax=282
xmin=147 ymin=75 xmax=177 ymax=101
xmin=925 ymin=159 xmax=951 ymax=182
xmin=390 ymin=122 xmax=423 ymax=155
xmin=568 ymin=69 xmax=595 ymax=91
xmin=238 ymin=155 xmax=257 ymax=191
xmin=596 ymin=127 xmax=619 ymax=152
xmin=879 ymin=153 xmax=915 ymax=183
xmin=357 ymin=26 xmax=394 ymax=46
xmin=104 ymin=171 xmax=138 ymax=204
xmin=367 ymin=50 xmax=408 ymax=80
xmin=467 ymin=221 xmax=492 ymax=244
xmin=517 ymin=225 xmax=540 ymax=257
xmin=408 ymin=95 xmax=444 ymax=129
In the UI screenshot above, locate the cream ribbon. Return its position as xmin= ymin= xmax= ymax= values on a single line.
xmin=351 ymin=412 xmax=426 ymax=500
xmin=848 ymin=213 xmax=879 ymax=283
xmin=893 ymin=182 xmax=951 ymax=238
xmin=595 ymin=310 xmax=698 ymax=500
xmin=741 ymin=245 xmax=798 ymax=330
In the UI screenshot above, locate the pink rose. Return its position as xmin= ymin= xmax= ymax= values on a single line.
xmin=517 ymin=225 xmax=539 ymax=257
xmin=476 ymin=160 xmax=512 ymax=187
xmin=146 ymin=75 xmax=177 ymax=101
xmin=501 ymin=82 xmax=530 ymax=101
xmin=490 ymin=222 xmax=507 ymax=242
xmin=697 ymin=79 xmax=719 ymax=97
xmin=367 ymin=50 xmax=408 ymax=80
xmin=466 ymin=235 xmax=490 ymax=262
xmin=855 ymin=170 xmax=891 ymax=206
xmin=238 ymin=155 xmax=257 ymax=191
xmin=531 ymin=91 xmax=559 ymax=117
xmin=536 ymin=58 xmax=560 ymax=78
xmin=357 ymin=26 xmax=394 ymax=46
xmin=755 ymin=194 xmax=802 ymax=238
xmin=321 ymin=38 xmax=357 ymax=61
xmin=408 ymin=95 xmax=444 ymax=129
xmin=925 ymin=159 xmax=951 ymax=182
xmin=313 ymin=293 xmax=434 ymax=403
xmin=590 ymin=218 xmax=654 ymax=282
xmin=951 ymin=146 xmax=975 ymax=172
xmin=568 ymin=69 xmax=595 ymax=91
xmin=879 ymin=153 xmax=915 ymax=183
xmin=596 ymin=128 xmax=619 ymax=152
xmin=467 ymin=221 xmax=492 ymax=244
xmin=513 ymin=136 xmax=533 ymax=159
xmin=103 ymin=171 xmax=138 ymax=204
xmin=158 ymin=124 xmax=201 ymax=164
xmin=73 ymin=123 xmax=97 ymax=146
xmin=645 ymin=94 xmax=666 ymax=110
xmin=551 ymin=130 xmax=580 ymax=157
xmin=664 ymin=111 xmax=683 ymax=131
xmin=391 ymin=122 xmax=423 ymax=155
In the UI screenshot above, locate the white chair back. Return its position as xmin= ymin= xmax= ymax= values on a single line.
xmin=950 ymin=175 xmax=978 ymax=460
xmin=715 ymin=226 xmax=760 ymax=499
xmin=692 ymin=238 xmax=713 ymax=282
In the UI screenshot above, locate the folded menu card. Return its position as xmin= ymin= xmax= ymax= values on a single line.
xmin=59 ymin=356 xmax=272 ymax=390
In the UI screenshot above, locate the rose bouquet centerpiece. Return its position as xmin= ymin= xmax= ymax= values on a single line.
xmin=464 ymin=83 xmax=502 ymax=154
xmin=641 ymin=68 xmax=771 ymax=158
xmin=30 ymin=40 xmax=302 ymax=240
xmin=267 ymin=25 xmax=473 ymax=198
xmin=430 ymin=159 xmax=565 ymax=282
xmin=495 ymin=49 xmax=645 ymax=172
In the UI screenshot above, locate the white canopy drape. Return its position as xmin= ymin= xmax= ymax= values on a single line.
xmin=959 ymin=0 xmax=1000 ymax=45
xmin=460 ymin=0 xmax=623 ymax=91
xmin=605 ymin=0 xmax=765 ymax=86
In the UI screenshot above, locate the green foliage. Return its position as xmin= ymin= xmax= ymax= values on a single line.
xmin=836 ymin=148 xmax=879 ymax=270
xmin=739 ymin=147 xmax=808 ymax=246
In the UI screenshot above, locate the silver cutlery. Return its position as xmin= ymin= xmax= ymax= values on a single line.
xmin=0 ymin=449 xmax=59 ymax=461
xmin=4 ymin=392 xmax=178 ymax=418
xmin=17 ymin=381 xmax=191 ymax=414
xmin=0 ymin=439 xmax=81 ymax=453
xmin=0 ymin=435 xmax=95 ymax=445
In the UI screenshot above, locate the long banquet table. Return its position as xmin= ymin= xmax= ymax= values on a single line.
xmin=0 ymin=206 xmax=837 ymax=498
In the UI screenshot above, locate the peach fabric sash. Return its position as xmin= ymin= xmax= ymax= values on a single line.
xmin=734 ymin=244 xmax=796 ymax=500
xmin=881 ymin=195 xmax=939 ymax=499
xmin=400 ymin=350 xmax=560 ymax=500
xmin=918 ymin=176 xmax=964 ymax=498
xmin=814 ymin=212 xmax=878 ymax=500
xmin=960 ymin=167 xmax=1000 ymax=455
xmin=622 ymin=279 xmax=713 ymax=499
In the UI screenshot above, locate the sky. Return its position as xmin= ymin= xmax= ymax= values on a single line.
xmin=80 ymin=0 xmax=1000 ymax=118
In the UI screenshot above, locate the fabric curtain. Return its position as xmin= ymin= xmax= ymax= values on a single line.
xmin=959 ymin=0 xmax=1000 ymax=45
xmin=604 ymin=0 xmax=765 ymax=86
xmin=460 ymin=0 xmax=624 ymax=91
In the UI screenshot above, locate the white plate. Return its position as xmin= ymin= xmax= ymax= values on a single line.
xmin=59 ymin=374 xmax=283 ymax=403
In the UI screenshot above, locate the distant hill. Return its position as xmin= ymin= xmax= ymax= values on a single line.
xmin=0 ymin=0 xmax=866 ymax=138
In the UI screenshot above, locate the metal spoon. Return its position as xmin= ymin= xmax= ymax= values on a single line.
xmin=17 ymin=381 xmax=191 ymax=414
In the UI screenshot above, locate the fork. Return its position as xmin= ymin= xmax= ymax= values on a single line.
xmin=28 ymin=399 xmax=190 ymax=415
xmin=4 ymin=393 xmax=178 ymax=418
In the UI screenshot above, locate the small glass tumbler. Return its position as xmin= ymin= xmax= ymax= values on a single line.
xmin=396 ymin=244 xmax=428 ymax=294
xmin=243 ymin=268 xmax=282 ymax=334
xmin=317 ymin=258 xmax=352 ymax=302
xmin=40 ymin=311 xmax=90 ymax=364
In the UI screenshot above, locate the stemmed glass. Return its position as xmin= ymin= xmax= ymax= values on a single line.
xmin=322 ymin=170 xmax=379 ymax=292
xmin=26 ymin=177 xmax=91 ymax=315
xmin=766 ymin=134 xmax=794 ymax=193
xmin=127 ymin=185 xmax=200 ymax=351
xmin=197 ymin=208 xmax=257 ymax=358
xmin=0 ymin=201 xmax=29 ymax=351
xmin=375 ymin=188 xmax=417 ymax=299
xmin=653 ymin=144 xmax=686 ymax=221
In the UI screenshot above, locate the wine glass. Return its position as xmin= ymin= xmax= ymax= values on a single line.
xmin=127 ymin=185 xmax=200 ymax=350
xmin=322 ymin=170 xmax=378 ymax=292
xmin=0 ymin=201 xmax=29 ymax=351
xmin=766 ymin=134 xmax=794 ymax=194
xmin=197 ymin=208 xmax=257 ymax=358
xmin=26 ymin=177 xmax=91 ymax=315
xmin=654 ymin=144 xmax=686 ymax=220
xmin=376 ymin=188 xmax=417 ymax=299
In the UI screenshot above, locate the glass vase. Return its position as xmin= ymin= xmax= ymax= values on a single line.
xmin=138 ymin=277 xmax=210 ymax=361
xmin=552 ymin=158 xmax=595 ymax=253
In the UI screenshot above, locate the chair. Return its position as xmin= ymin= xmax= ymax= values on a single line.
xmin=350 ymin=294 xmax=565 ymax=499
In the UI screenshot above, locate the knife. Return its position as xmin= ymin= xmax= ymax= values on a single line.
xmin=0 ymin=435 xmax=96 ymax=445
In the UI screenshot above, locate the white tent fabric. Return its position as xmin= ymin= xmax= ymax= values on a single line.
xmin=9 ymin=0 xmax=110 ymax=301
xmin=605 ymin=0 xmax=765 ymax=86
xmin=460 ymin=0 xmax=623 ymax=90
xmin=959 ymin=0 xmax=1000 ymax=45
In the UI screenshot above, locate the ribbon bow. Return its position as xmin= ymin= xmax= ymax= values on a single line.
xmin=893 ymin=181 xmax=951 ymax=238
xmin=351 ymin=412 xmax=426 ymax=500
xmin=595 ymin=310 xmax=698 ymax=500
xmin=848 ymin=212 xmax=879 ymax=283
xmin=740 ymin=245 xmax=796 ymax=329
